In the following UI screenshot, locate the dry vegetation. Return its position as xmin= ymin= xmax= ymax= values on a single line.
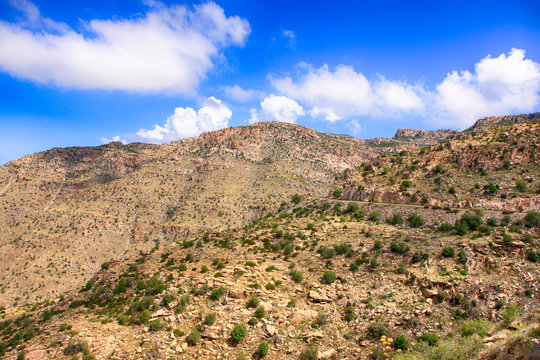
xmin=0 ymin=115 xmax=538 ymax=359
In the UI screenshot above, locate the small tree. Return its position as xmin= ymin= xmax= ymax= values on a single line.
xmin=408 ymin=213 xmax=425 ymax=228
xmin=204 ymin=313 xmax=216 ymax=326
xmin=516 ymin=180 xmax=527 ymax=192
xmin=187 ymin=329 xmax=201 ymax=345
xmin=524 ymin=211 xmax=540 ymax=227
xmin=442 ymin=247 xmax=455 ymax=257
xmin=321 ymin=271 xmax=337 ymax=284
xmin=231 ymin=324 xmax=248 ymax=342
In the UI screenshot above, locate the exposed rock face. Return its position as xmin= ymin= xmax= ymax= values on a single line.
xmin=465 ymin=112 xmax=540 ymax=133
xmin=337 ymin=121 xmax=540 ymax=212
xmin=393 ymin=128 xmax=458 ymax=141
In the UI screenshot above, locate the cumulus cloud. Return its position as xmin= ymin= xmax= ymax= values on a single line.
xmin=271 ymin=64 xmax=424 ymax=122
xmin=135 ymin=97 xmax=232 ymax=143
xmin=249 ymin=95 xmax=304 ymax=124
xmin=270 ymin=49 xmax=539 ymax=128
xmin=435 ymin=48 xmax=540 ymax=127
xmin=0 ymin=0 xmax=250 ymax=93
xmin=101 ymin=136 xmax=127 ymax=144
xmin=222 ymin=85 xmax=264 ymax=102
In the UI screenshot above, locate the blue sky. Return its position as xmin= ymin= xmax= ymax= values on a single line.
xmin=0 ymin=0 xmax=539 ymax=164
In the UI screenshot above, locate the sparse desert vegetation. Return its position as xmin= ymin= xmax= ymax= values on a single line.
xmin=0 ymin=115 xmax=538 ymax=359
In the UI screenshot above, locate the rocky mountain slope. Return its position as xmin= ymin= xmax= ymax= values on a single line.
xmin=0 ymin=194 xmax=538 ymax=360
xmin=0 ymin=122 xmax=384 ymax=307
xmin=0 ymin=114 xmax=538 ymax=360
xmin=336 ymin=121 xmax=539 ymax=212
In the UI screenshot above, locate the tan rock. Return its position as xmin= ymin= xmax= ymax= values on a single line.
xmin=25 ymin=349 xmax=48 ymax=360
xmin=262 ymin=323 xmax=277 ymax=337
xmin=308 ymin=290 xmax=331 ymax=303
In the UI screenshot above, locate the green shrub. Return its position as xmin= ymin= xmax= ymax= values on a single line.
xmin=231 ymin=324 xmax=248 ymax=342
xmin=321 ymin=271 xmax=337 ymax=284
xmin=417 ymin=333 xmax=439 ymax=346
xmin=332 ymin=189 xmax=344 ymax=198
xmin=317 ymin=246 xmax=335 ymax=259
xmin=516 ymin=180 xmax=527 ymax=192
xmin=370 ymin=258 xmax=379 ymax=268
xmin=400 ymin=180 xmax=413 ymax=191
xmin=209 ymin=286 xmax=225 ymax=301
xmin=408 ymin=213 xmax=425 ymax=228
xmin=145 ymin=277 xmax=166 ymax=295
xmin=246 ymin=296 xmax=260 ymax=309
xmin=460 ymin=319 xmax=491 ymax=338
xmin=265 ymin=283 xmax=276 ymax=291
xmin=502 ymin=304 xmax=519 ymax=327
xmin=137 ymin=309 xmax=151 ymax=324
xmin=386 ymin=213 xmax=403 ymax=226
xmin=64 ymin=340 xmax=89 ymax=356
xmin=501 ymin=215 xmax=512 ymax=226
xmin=393 ymin=335 xmax=408 ymax=350
xmin=162 ymin=293 xmax=176 ymax=306
xmin=487 ymin=218 xmax=498 ymax=227
xmin=299 ymin=343 xmax=318 ymax=360
xmin=485 ymin=183 xmax=498 ymax=193
xmin=149 ymin=319 xmax=164 ymax=332
xmin=368 ymin=321 xmax=387 ymax=338
xmin=291 ymin=271 xmax=303 ymax=283
xmin=390 ymin=241 xmax=410 ymax=254
xmin=439 ymin=222 xmax=453 ymax=232
xmin=343 ymin=306 xmax=356 ymax=322
xmin=255 ymin=306 xmax=266 ymax=319
xmin=257 ymin=342 xmax=269 ymax=357
xmin=292 ymin=194 xmax=302 ymax=204
xmin=460 ymin=213 xmax=483 ymax=231
xmin=346 ymin=202 xmax=359 ymax=213
xmin=117 ymin=315 xmax=129 ymax=325
xmin=527 ymin=249 xmax=538 ymax=262
xmin=204 ymin=313 xmax=216 ymax=326
xmin=394 ymin=336 xmax=483 ymax=360
xmin=454 ymin=221 xmax=469 ymax=235
xmin=187 ymin=329 xmax=201 ymax=346
xmin=355 ymin=209 xmax=366 ymax=219
xmin=373 ymin=240 xmax=383 ymax=251
xmin=114 ymin=278 xmax=128 ymax=294
xmin=442 ymin=247 xmax=455 ymax=257
xmin=369 ymin=211 xmax=381 ymax=222
xmin=85 ymin=280 xmax=94 ymax=291
xmin=524 ymin=211 xmax=540 ymax=227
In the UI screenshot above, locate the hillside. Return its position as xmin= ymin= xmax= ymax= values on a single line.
xmin=0 ymin=115 xmax=538 ymax=360
xmin=335 ymin=122 xmax=540 ymax=212
xmin=0 ymin=122 xmax=386 ymax=307
xmin=0 ymin=194 xmax=538 ymax=360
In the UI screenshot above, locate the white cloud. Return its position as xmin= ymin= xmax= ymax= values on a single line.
xmin=271 ymin=64 xmax=424 ymax=122
xmin=270 ymin=49 xmax=540 ymax=129
xmin=136 ymin=97 xmax=232 ymax=142
xmin=222 ymin=85 xmax=264 ymax=102
xmin=435 ymin=48 xmax=540 ymax=127
xmin=0 ymin=1 xmax=250 ymax=93
xmin=282 ymin=29 xmax=296 ymax=48
xmin=101 ymin=136 xmax=127 ymax=145
xmin=249 ymin=95 xmax=304 ymax=124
